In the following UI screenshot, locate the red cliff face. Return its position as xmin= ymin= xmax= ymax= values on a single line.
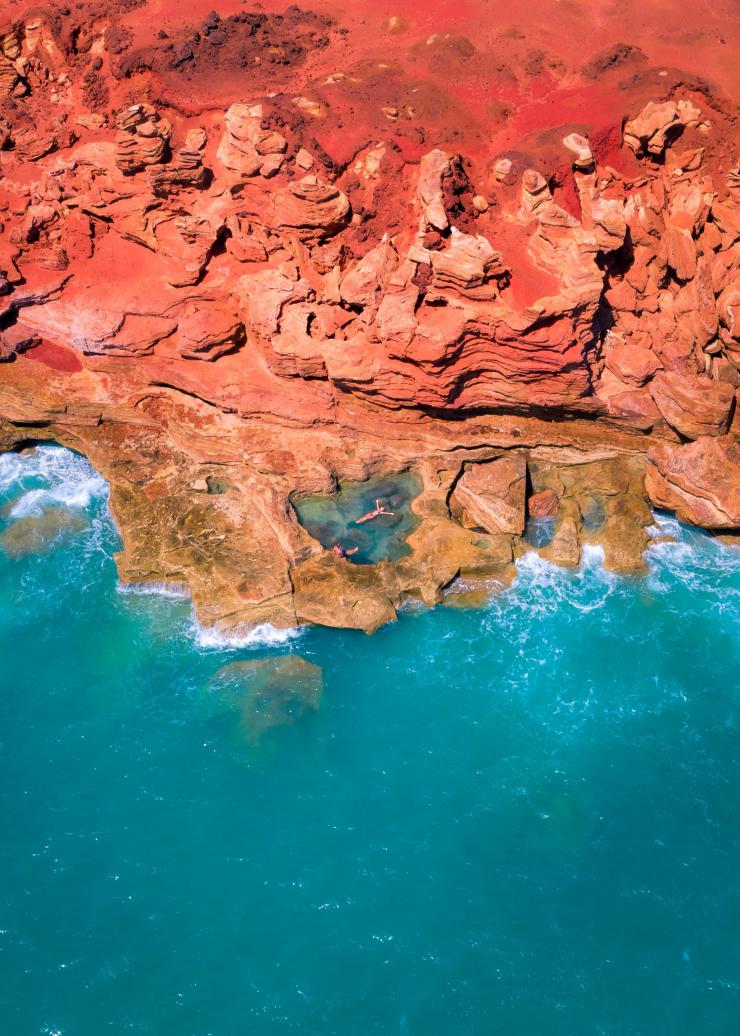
xmin=1 ymin=0 xmax=738 ymax=631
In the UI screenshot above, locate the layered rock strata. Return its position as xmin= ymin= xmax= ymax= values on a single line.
xmin=1 ymin=1 xmax=739 ymax=632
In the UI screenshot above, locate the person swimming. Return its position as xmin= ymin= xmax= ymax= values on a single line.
xmin=332 ymin=543 xmax=359 ymax=558
xmin=355 ymin=499 xmax=396 ymax=525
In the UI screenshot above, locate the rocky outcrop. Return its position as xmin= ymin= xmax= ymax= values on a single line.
xmin=646 ymin=437 xmax=740 ymax=528
xmin=115 ymin=105 xmax=172 ymax=174
xmin=274 ymin=177 xmax=351 ymax=240
xmin=0 ymin=21 xmax=24 ymax=98
xmin=623 ymin=99 xmax=702 ymax=157
xmin=0 ymin=0 xmax=739 ymax=634
xmin=217 ymin=103 xmax=287 ymax=179
xmin=649 ymin=371 xmax=735 ymax=439
xmin=147 ymin=128 xmax=208 ymax=195
xmin=450 ymin=457 xmax=527 ymax=535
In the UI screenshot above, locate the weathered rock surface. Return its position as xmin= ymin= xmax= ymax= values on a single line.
xmin=646 ymin=437 xmax=740 ymax=529
xmin=623 ymin=100 xmax=701 ymax=157
xmin=450 ymin=457 xmax=527 ymax=536
xmin=0 ymin=0 xmax=739 ymax=633
xmin=650 ymin=372 xmax=735 ymax=439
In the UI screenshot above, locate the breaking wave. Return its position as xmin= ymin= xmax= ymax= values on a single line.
xmin=0 ymin=444 xmax=108 ymax=519
xmin=192 ymin=621 xmax=304 ymax=651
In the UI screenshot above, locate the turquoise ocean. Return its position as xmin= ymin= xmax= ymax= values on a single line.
xmin=1 ymin=444 xmax=739 ymax=1035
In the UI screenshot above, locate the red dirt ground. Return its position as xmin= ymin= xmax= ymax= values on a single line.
xmin=7 ymin=0 xmax=738 ymax=176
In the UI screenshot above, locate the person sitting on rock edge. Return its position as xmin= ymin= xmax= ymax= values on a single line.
xmin=332 ymin=543 xmax=359 ymax=558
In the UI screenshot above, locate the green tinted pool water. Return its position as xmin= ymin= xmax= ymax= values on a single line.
xmin=1 ymin=446 xmax=740 ymax=1035
xmin=292 ymin=472 xmax=422 ymax=564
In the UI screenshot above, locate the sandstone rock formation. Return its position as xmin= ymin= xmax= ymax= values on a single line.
xmin=623 ymin=99 xmax=702 ymax=157
xmin=0 ymin=0 xmax=738 ymax=634
xmin=646 ymin=437 xmax=740 ymax=529
xmin=450 ymin=458 xmax=527 ymax=536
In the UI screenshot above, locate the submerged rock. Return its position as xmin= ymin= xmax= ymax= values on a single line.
xmin=0 ymin=506 xmax=87 ymax=557
xmin=210 ymin=655 xmax=323 ymax=745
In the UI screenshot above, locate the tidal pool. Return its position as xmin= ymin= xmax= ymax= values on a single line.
xmin=2 ymin=445 xmax=740 ymax=1036
xmin=292 ymin=471 xmax=422 ymax=564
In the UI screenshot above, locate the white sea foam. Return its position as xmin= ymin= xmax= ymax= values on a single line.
xmin=1 ymin=444 xmax=108 ymax=518
xmin=507 ymin=544 xmax=619 ymax=614
xmin=645 ymin=510 xmax=740 ymax=599
xmin=192 ymin=620 xmax=303 ymax=651
xmin=116 ymin=581 xmax=191 ymax=599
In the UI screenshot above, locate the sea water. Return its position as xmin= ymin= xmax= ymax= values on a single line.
xmin=1 ymin=445 xmax=739 ymax=1035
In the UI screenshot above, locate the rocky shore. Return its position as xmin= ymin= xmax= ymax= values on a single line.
xmin=1 ymin=1 xmax=738 ymax=633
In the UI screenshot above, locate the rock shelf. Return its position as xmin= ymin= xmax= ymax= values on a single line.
xmin=0 ymin=0 xmax=738 ymax=631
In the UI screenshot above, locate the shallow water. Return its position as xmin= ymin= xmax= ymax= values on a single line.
xmin=292 ymin=472 xmax=422 ymax=564
xmin=2 ymin=446 xmax=740 ymax=1035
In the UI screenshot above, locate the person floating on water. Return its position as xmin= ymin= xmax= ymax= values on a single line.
xmin=355 ymin=499 xmax=396 ymax=525
xmin=332 ymin=543 xmax=359 ymax=558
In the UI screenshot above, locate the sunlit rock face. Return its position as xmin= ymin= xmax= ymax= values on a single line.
xmin=0 ymin=0 xmax=738 ymax=631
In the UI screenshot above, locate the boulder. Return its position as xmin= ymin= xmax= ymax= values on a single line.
xmin=217 ymin=103 xmax=287 ymax=178
xmin=623 ymin=99 xmax=701 ymax=157
xmin=563 ymin=132 xmax=594 ymax=170
xmin=450 ymin=456 xmax=527 ymax=535
xmin=274 ymin=177 xmax=350 ymax=241
xmin=605 ymin=338 xmax=661 ymax=387
xmin=528 ymin=488 xmax=559 ymax=518
xmin=427 ymin=228 xmax=507 ymax=300
xmin=0 ymin=22 xmax=24 ymax=97
xmin=650 ymin=370 xmax=735 ymax=439
xmin=646 ymin=437 xmax=740 ymax=529
xmin=239 ymin=268 xmax=310 ymax=338
xmin=418 ymin=149 xmax=452 ymax=232
xmin=115 ymin=104 xmax=172 ymax=173
xmin=177 ymin=304 xmax=245 ymax=360
xmin=147 ymin=127 xmax=208 ymax=194
xmin=291 ymin=554 xmax=397 ymax=633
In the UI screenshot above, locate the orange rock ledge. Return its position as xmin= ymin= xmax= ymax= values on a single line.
xmin=1 ymin=0 xmax=738 ymax=632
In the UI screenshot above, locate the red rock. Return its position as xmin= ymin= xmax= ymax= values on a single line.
xmin=176 ymin=305 xmax=245 ymax=361
xmin=217 ymin=103 xmax=287 ymax=179
xmin=450 ymin=457 xmax=527 ymax=535
xmin=664 ymin=222 xmax=696 ymax=281
xmin=605 ymin=338 xmax=661 ymax=387
xmin=528 ymin=488 xmax=559 ymax=518
xmin=418 ymin=149 xmax=452 ymax=232
xmin=646 ymin=437 xmax=740 ymax=529
xmin=115 ymin=104 xmax=172 ymax=174
xmin=623 ymin=100 xmax=701 ymax=157
xmin=0 ymin=0 xmax=739 ymax=632
xmin=340 ymin=239 xmax=397 ymax=309
xmin=649 ymin=371 xmax=735 ymax=439
xmin=274 ymin=177 xmax=350 ymax=241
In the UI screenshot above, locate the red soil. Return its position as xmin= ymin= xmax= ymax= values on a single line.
xmin=26 ymin=342 xmax=83 ymax=373
xmin=7 ymin=0 xmax=736 ymax=175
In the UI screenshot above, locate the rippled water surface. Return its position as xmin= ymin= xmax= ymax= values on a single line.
xmin=1 ymin=445 xmax=739 ymax=1035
